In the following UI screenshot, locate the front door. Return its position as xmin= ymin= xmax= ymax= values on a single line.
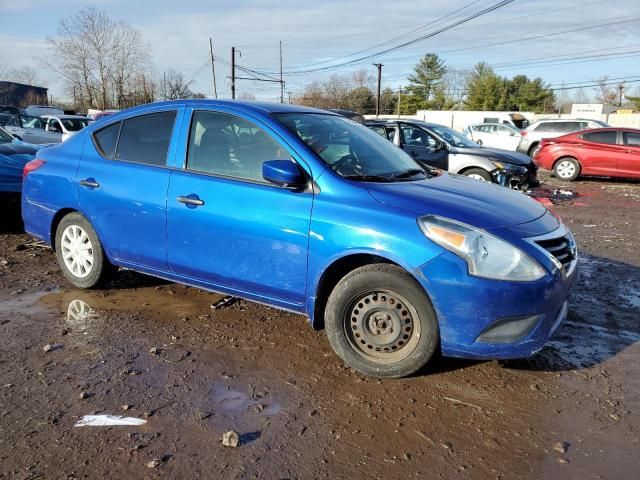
xmin=399 ymin=123 xmax=448 ymax=170
xmin=77 ymin=109 xmax=180 ymax=271
xmin=579 ymin=130 xmax=620 ymax=175
xmin=166 ymin=109 xmax=313 ymax=308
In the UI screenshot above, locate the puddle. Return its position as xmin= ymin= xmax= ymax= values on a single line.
xmin=209 ymin=383 xmax=282 ymax=417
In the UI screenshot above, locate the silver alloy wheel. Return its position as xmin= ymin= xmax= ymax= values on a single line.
xmin=345 ymin=290 xmax=421 ymax=364
xmin=556 ymin=160 xmax=576 ymax=179
xmin=467 ymin=173 xmax=488 ymax=181
xmin=60 ymin=225 xmax=94 ymax=278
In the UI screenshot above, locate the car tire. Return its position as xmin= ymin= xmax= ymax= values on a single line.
xmin=553 ymin=157 xmax=580 ymax=181
xmin=54 ymin=212 xmax=113 ymax=288
xmin=325 ymin=264 xmax=439 ymax=378
xmin=462 ymin=167 xmax=493 ymax=182
xmin=528 ymin=143 xmax=540 ymax=157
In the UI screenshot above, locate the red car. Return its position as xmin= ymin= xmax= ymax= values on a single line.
xmin=534 ymin=128 xmax=640 ymax=181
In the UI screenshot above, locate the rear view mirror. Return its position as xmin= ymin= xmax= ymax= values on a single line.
xmin=263 ymin=160 xmax=307 ymax=189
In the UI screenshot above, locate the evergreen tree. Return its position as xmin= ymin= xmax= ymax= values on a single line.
xmin=403 ymin=53 xmax=447 ymax=110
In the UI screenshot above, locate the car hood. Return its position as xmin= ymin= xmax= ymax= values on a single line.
xmin=366 ymin=173 xmax=550 ymax=230
xmin=451 ymin=146 xmax=532 ymax=166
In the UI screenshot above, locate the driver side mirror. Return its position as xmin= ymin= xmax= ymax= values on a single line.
xmin=263 ymin=160 xmax=307 ymax=189
xmin=436 ymin=140 xmax=448 ymax=151
xmin=49 ymin=124 xmax=61 ymax=133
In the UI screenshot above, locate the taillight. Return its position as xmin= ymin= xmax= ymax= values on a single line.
xmin=23 ymin=159 xmax=45 ymax=179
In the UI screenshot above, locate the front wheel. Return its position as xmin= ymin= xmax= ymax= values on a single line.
xmin=462 ymin=167 xmax=493 ymax=182
xmin=553 ymin=157 xmax=580 ymax=181
xmin=325 ymin=264 xmax=439 ymax=378
xmin=54 ymin=212 xmax=113 ymax=288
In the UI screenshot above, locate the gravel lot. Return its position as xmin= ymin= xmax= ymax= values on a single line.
xmin=0 ymin=172 xmax=639 ymax=479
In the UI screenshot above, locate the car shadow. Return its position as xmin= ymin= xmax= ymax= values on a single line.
xmin=0 ymin=193 xmax=23 ymax=234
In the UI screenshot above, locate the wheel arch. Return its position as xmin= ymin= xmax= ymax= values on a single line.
xmin=50 ymin=208 xmax=79 ymax=252
xmin=310 ymin=252 xmax=428 ymax=330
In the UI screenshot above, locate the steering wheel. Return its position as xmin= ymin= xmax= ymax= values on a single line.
xmin=332 ymin=154 xmax=361 ymax=175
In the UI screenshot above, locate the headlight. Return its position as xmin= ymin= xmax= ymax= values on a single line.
xmin=418 ymin=216 xmax=545 ymax=282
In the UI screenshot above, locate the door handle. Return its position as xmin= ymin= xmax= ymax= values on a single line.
xmin=177 ymin=195 xmax=205 ymax=207
xmin=79 ymin=178 xmax=99 ymax=188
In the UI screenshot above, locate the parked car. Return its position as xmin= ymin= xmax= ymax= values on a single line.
xmin=366 ymin=119 xmax=538 ymax=189
xmin=0 ymin=113 xmax=15 ymax=126
xmin=0 ymin=127 xmax=40 ymax=194
xmin=534 ymin=128 xmax=640 ymax=181
xmin=22 ymin=100 xmax=577 ymax=378
xmin=463 ymin=123 xmax=522 ymax=150
xmin=0 ymin=105 xmax=21 ymax=115
xmin=328 ymin=109 xmax=365 ymax=124
xmin=40 ymin=115 xmax=90 ymax=142
xmin=517 ymin=118 xmax=609 ymax=157
xmin=24 ymin=105 xmax=65 ymax=117
xmin=4 ymin=115 xmax=62 ymax=144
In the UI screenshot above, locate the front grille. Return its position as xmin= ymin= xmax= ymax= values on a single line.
xmin=535 ymin=235 xmax=575 ymax=269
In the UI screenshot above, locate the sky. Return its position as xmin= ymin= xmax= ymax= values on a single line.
xmin=1 ymin=0 xmax=640 ymax=103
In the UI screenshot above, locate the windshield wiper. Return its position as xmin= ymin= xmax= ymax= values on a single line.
xmin=387 ymin=168 xmax=427 ymax=180
xmin=342 ymin=174 xmax=393 ymax=182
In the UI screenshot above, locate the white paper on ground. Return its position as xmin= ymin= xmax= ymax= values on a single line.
xmin=74 ymin=414 xmax=147 ymax=427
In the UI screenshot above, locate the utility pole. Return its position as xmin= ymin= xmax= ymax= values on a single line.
xmin=279 ymin=41 xmax=284 ymax=103
xmin=397 ymin=86 xmax=401 ymax=118
xmin=209 ymin=38 xmax=218 ymax=99
xmin=231 ymin=47 xmax=236 ymax=99
xmin=373 ymin=63 xmax=383 ymax=118
xmin=287 ymin=91 xmax=292 ymax=104
xmin=618 ymin=83 xmax=625 ymax=107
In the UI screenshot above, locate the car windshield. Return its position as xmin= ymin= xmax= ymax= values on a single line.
xmin=428 ymin=124 xmax=479 ymax=148
xmin=0 ymin=128 xmax=15 ymax=143
xmin=61 ymin=118 xmax=89 ymax=131
xmin=275 ymin=113 xmax=429 ymax=181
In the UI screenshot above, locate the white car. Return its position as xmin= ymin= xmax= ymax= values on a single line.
xmin=4 ymin=115 xmax=60 ymax=144
xmin=40 ymin=115 xmax=90 ymax=142
xmin=463 ymin=123 xmax=522 ymax=151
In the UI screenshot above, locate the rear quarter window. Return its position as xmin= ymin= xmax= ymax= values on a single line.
xmin=93 ymin=122 xmax=121 ymax=158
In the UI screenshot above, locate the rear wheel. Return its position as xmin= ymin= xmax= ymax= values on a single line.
xmin=325 ymin=264 xmax=439 ymax=378
xmin=54 ymin=212 xmax=113 ymax=288
xmin=528 ymin=143 xmax=540 ymax=158
xmin=553 ymin=157 xmax=580 ymax=181
xmin=462 ymin=167 xmax=492 ymax=182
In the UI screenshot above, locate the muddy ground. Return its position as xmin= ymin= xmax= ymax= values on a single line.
xmin=0 ymin=173 xmax=639 ymax=480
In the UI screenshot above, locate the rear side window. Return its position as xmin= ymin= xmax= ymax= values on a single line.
xmin=115 ymin=111 xmax=177 ymax=166
xmin=582 ymin=131 xmax=617 ymax=145
xmin=623 ymin=132 xmax=640 ymax=146
xmin=94 ymin=122 xmax=121 ymax=158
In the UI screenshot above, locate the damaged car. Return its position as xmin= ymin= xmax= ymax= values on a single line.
xmin=22 ymin=100 xmax=576 ymax=378
xmin=366 ymin=119 xmax=538 ymax=189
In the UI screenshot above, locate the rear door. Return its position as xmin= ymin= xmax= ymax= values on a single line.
xmin=579 ymin=130 xmax=621 ymax=175
xmin=77 ymin=107 xmax=183 ymax=271
xmin=399 ymin=123 xmax=448 ymax=169
xmin=166 ymin=108 xmax=313 ymax=307
xmin=619 ymin=131 xmax=640 ymax=178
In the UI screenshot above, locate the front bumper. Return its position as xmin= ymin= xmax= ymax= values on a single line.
xmin=413 ymin=245 xmax=577 ymax=360
xmin=492 ymin=163 xmax=539 ymax=190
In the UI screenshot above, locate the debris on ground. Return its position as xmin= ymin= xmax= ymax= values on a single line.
xmin=222 ymin=430 xmax=240 ymax=447
xmin=211 ymin=295 xmax=238 ymax=310
xmin=554 ymin=441 xmax=569 ymax=453
xmin=43 ymin=344 xmax=53 ymax=353
xmin=74 ymin=415 xmax=148 ymax=427
xmin=146 ymin=458 xmax=163 ymax=468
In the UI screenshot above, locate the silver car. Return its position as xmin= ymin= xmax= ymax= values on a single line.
xmin=516 ymin=118 xmax=609 ymax=157
xmin=4 ymin=115 xmax=61 ymax=144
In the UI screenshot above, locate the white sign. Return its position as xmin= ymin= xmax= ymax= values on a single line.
xmin=571 ymin=104 xmax=604 ymax=116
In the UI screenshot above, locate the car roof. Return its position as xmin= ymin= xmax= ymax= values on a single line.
xmin=41 ymin=114 xmax=89 ymax=120
xmin=469 ymin=122 xmax=517 ymax=127
xmin=111 ymin=99 xmax=336 ymax=117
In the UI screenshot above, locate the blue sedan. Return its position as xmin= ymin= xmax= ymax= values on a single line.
xmin=21 ymin=100 xmax=577 ymax=378
xmin=0 ymin=127 xmax=41 ymax=193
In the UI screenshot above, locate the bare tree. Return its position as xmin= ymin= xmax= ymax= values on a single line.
xmin=8 ymin=66 xmax=43 ymax=86
xmin=238 ymin=92 xmax=256 ymax=100
xmin=161 ymin=69 xmax=193 ymax=100
xmin=46 ymin=8 xmax=152 ymax=110
xmin=595 ymin=76 xmax=617 ymax=107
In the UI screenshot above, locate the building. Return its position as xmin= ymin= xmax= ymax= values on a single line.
xmin=0 ymin=81 xmax=48 ymax=107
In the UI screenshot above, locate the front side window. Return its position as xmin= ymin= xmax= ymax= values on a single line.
xmin=61 ymin=118 xmax=89 ymax=131
xmin=401 ymin=124 xmax=437 ymax=148
xmin=623 ymin=132 xmax=640 ymax=146
xmin=115 ymin=111 xmax=176 ymax=166
xmin=275 ymin=113 xmax=427 ymax=181
xmin=428 ymin=124 xmax=479 ymax=148
xmin=186 ymin=111 xmax=292 ymax=182
xmin=22 ymin=116 xmax=45 ymax=130
xmin=582 ymin=131 xmax=617 ymax=145
xmin=48 ymin=119 xmax=63 ymax=132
